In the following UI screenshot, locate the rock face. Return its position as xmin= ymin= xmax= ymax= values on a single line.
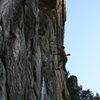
xmin=67 ymin=76 xmax=80 ymax=100
xmin=0 ymin=0 xmax=79 ymax=100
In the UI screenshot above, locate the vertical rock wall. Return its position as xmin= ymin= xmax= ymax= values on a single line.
xmin=39 ymin=0 xmax=70 ymax=100
xmin=0 ymin=0 xmax=79 ymax=100
xmin=0 ymin=0 xmax=41 ymax=100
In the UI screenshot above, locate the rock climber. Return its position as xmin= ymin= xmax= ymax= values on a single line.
xmin=56 ymin=46 xmax=70 ymax=72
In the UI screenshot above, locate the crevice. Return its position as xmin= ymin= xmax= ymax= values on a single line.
xmin=62 ymin=89 xmax=65 ymax=99
xmin=5 ymin=82 xmax=10 ymax=100
xmin=33 ymin=66 xmax=37 ymax=82
xmin=34 ymin=88 xmax=38 ymax=99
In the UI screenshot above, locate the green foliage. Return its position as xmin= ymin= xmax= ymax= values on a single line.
xmin=79 ymin=86 xmax=100 ymax=100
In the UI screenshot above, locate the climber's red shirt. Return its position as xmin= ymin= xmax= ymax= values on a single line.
xmin=60 ymin=48 xmax=66 ymax=57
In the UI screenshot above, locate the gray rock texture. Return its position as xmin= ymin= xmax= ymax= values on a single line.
xmin=0 ymin=0 xmax=79 ymax=100
xmin=0 ymin=59 xmax=7 ymax=100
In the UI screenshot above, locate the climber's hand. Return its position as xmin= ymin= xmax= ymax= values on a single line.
xmin=67 ymin=53 xmax=71 ymax=56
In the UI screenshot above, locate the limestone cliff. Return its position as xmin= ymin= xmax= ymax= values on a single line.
xmin=0 ymin=0 xmax=79 ymax=100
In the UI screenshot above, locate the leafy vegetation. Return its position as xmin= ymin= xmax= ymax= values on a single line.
xmin=79 ymin=86 xmax=100 ymax=100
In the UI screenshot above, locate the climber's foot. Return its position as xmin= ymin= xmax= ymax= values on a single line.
xmin=56 ymin=68 xmax=60 ymax=70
